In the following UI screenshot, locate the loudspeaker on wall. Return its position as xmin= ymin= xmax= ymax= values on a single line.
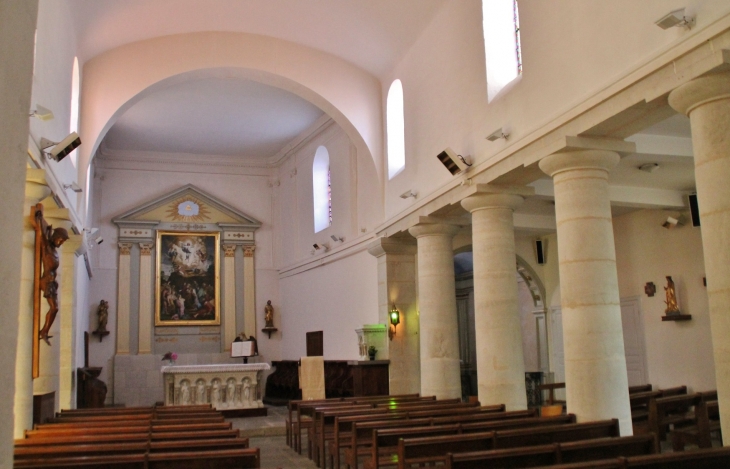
xmin=534 ymin=239 xmax=547 ymax=265
xmin=688 ymin=193 xmax=700 ymax=227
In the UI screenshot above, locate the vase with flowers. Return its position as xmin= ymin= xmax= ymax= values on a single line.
xmin=162 ymin=352 xmax=178 ymax=365
xmin=367 ymin=346 xmax=377 ymax=361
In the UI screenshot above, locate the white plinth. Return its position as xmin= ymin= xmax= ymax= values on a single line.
xmin=161 ymin=363 xmax=270 ymax=410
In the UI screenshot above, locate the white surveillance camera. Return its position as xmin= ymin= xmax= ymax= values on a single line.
xmin=29 ymin=105 xmax=54 ymax=121
xmin=96 ymin=237 xmax=104 ymax=245
xmin=63 ymin=182 xmax=83 ymax=193
xmin=41 ymin=132 xmax=81 ymax=162
xmin=399 ymin=190 xmax=417 ymax=199
xmin=486 ymin=127 xmax=510 ymax=142
xmin=655 ymin=8 xmax=694 ymax=30
xmin=313 ymin=243 xmax=321 ymax=250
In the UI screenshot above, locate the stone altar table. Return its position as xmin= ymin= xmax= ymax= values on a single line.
xmin=162 ymin=363 xmax=270 ymax=410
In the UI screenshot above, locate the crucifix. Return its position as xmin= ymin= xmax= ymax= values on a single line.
xmin=31 ymin=203 xmax=69 ymax=378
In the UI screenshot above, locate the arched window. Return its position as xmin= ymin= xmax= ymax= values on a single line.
xmin=483 ymin=0 xmax=522 ymax=102
xmin=69 ymin=56 xmax=80 ymax=166
xmin=313 ymin=146 xmax=331 ymax=233
xmin=387 ymin=79 xmax=405 ymax=179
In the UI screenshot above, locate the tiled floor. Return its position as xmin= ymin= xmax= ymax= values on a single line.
xmin=230 ymin=405 xmax=318 ymax=468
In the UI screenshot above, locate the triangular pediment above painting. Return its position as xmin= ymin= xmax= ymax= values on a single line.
xmin=113 ymin=185 xmax=261 ymax=244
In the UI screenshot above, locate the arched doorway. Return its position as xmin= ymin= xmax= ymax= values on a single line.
xmin=453 ymin=250 xmax=549 ymax=400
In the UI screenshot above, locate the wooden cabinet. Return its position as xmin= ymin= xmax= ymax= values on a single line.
xmin=349 ymin=360 xmax=389 ymax=397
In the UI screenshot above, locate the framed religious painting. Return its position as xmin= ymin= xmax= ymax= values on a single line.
xmin=155 ymin=231 xmax=221 ymax=326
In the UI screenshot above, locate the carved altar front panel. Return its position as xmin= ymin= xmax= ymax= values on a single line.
xmin=161 ymin=363 xmax=270 ymax=409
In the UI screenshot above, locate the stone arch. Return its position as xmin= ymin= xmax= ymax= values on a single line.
xmin=78 ymin=31 xmax=383 ymax=213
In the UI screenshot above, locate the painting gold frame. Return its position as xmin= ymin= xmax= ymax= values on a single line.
xmin=155 ymin=231 xmax=220 ymax=326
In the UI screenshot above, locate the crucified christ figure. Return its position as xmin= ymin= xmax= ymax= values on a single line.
xmin=35 ymin=208 xmax=69 ymax=345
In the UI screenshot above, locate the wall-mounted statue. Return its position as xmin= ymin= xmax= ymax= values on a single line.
xmin=664 ymin=276 xmax=681 ymax=315
xmin=92 ymin=299 xmax=111 ymax=342
xmin=264 ymin=300 xmax=274 ymax=328
xmin=33 ymin=204 xmax=69 ymax=346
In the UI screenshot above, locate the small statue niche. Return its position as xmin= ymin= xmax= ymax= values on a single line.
xmin=92 ymin=299 xmax=111 ymax=342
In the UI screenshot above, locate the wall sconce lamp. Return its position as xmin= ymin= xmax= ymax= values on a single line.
xmin=388 ymin=304 xmax=400 ymax=340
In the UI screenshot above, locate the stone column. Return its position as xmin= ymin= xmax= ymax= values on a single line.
xmin=222 ymin=244 xmax=238 ymax=350
xmin=58 ymin=233 xmax=82 ymax=410
xmin=669 ymin=71 xmax=730 ymax=441
xmin=539 ymin=150 xmax=632 ymax=436
xmin=243 ymin=246 xmax=256 ymax=339
xmin=461 ymin=193 xmax=527 ymax=410
xmin=137 ymin=243 xmax=154 ymax=354
xmin=2 ymin=2 xmax=39 ymax=461
xmin=408 ymin=222 xmax=461 ymax=399
xmin=14 ymin=170 xmax=51 ymax=438
xmin=116 ymin=243 xmax=133 ymax=355
xmin=367 ymin=237 xmax=419 ymax=395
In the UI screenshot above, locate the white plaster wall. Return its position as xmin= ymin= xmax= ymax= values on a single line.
xmin=30 ymin=0 xmax=81 ymax=213
xmin=279 ymin=250 xmax=378 ymax=360
xmin=383 ymin=0 xmax=730 ymax=216
xmin=614 ymin=209 xmax=715 ymax=392
xmin=276 ymin=123 xmax=380 ymax=267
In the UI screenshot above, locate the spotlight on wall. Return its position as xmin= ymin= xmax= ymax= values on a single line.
xmin=29 ymin=105 xmax=54 ymax=121
xmin=638 ymin=163 xmax=660 ymax=173
xmin=41 ymin=132 xmax=81 ymax=162
xmin=399 ymin=190 xmax=417 ymax=199
xmin=662 ymin=216 xmax=684 ymax=229
xmin=486 ymin=127 xmax=510 ymax=142
xmin=63 ymin=182 xmax=83 ymax=193
xmin=330 ymin=235 xmax=344 ymax=243
xmin=655 ymin=7 xmax=694 ymax=30
xmin=437 ymin=147 xmax=472 ymax=175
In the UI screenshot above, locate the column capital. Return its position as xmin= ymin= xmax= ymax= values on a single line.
xmin=25 ymin=169 xmax=51 ymax=203
xmin=539 ymin=150 xmax=620 ymax=178
xmin=408 ymin=222 xmax=460 ymax=239
xmin=461 ymin=193 xmax=524 ymax=213
xmin=139 ymin=243 xmax=154 ymax=255
xmin=367 ymin=237 xmax=416 ymax=258
xmin=222 ymin=244 xmax=237 ymax=257
xmin=118 ymin=243 xmax=133 ymax=255
xmin=669 ymin=71 xmax=730 ymax=115
xmin=243 ymin=245 xmax=255 ymax=257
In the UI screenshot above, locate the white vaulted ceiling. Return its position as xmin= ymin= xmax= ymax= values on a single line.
xmin=101 ymin=77 xmax=325 ymax=158
xmin=76 ymin=0 xmax=447 ymax=162
xmin=68 ymin=0 xmax=447 ymax=77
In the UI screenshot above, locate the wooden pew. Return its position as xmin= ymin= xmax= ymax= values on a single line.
xmin=646 ymin=392 xmax=701 ymax=441
xmin=331 ymin=409 xmax=535 ymax=469
xmin=311 ymin=399 xmax=472 ymax=464
xmin=343 ymin=406 xmax=522 ymax=469
xmin=25 ymin=422 xmax=233 ymax=439
xmin=14 ymin=447 xmax=261 ymax=469
xmin=363 ymin=419 xmax=620 ymax=469
xmin=294 ymin=395 xmax=428 ymax=453
xmin=287 ymin=394 xmax=421 ymax=450
xmin=443 ymin=434 xmax=657 ymax=469
xmin=15 ymin=431 xmax=246 ymax=448
xmin=671 ymin=391 xmax=721 ymax=451
xmin=530 ymin=445 xmax=730 ymax=468
xmin=629 ymin=384 xmax=653 ymax=394
xmin=37 ymin=416 xmax=225 ymax=430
